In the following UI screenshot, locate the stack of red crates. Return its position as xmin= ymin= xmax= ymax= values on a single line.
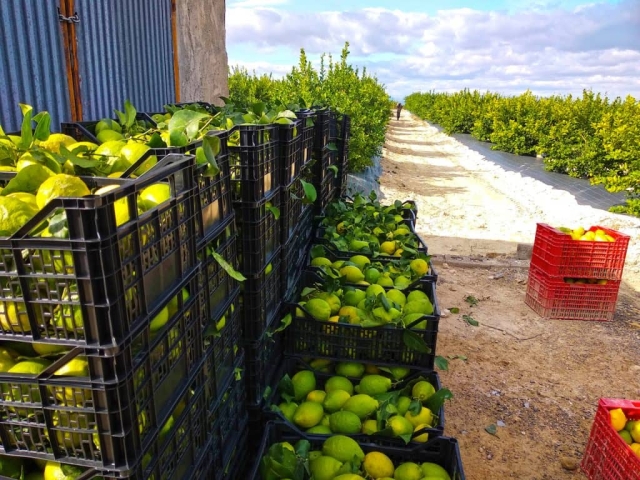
xmin=581 ymin=398 xmax=640 ymax=480
xmin=525 ymin=224 xmax=630 ymax=321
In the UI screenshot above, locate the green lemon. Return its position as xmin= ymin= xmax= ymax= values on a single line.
xmin=291 ymin=370 xmax=316 ymax=401
xmin=340 ymin=265 xmax=365 ymax=283
xmin=304 ymin=298 xmax=332 ymax=321
xmin=386 ymin=289 xmax=407 ymax=307
xmin=335 ymin=362 xmax=365 ymax=378
xmin=313 ymin=292 xmax=341 ymax=315
xmin=329 ymin=411 xmax=362 ymax=434
xmin=394 ymin=462 xmax=423 ymax=480
xmin=407 ymin=290 xmax=429 ymax=303
xmin=0 ymin=196 xmax=40 ymax=236
xmin=36 ymin=133 xmax=76 ymax=153
xmin=323 ymin=389 xmax=352 ymax=413
xmin=376 ymin=275 xmax=395 ymax=287
xmin=403 ymin=299 xmax=434 ymax=316
xmin=278 ymin=402 xmax=298 ymax=422
xmin=310 ymin=456 xmax=344 ymax=480
xmin=311 ymin=257 xmax=333 ymax=267
xmin=363 ymin=451 xmax=395 ymax=479
xmin=364 ymin=267 xmax=381 ymax=284
xmin=322 ymin=435 xmax=365 ymax=463
xmin=387 ymin=415 xmax=414 ymax=436
xmin=36 ymin=174 xmax=91 ymax=209
xmin=394 ymin=275 xmax=412 ymax=289
xmin=342 ymin=394 xmax=379 ymax=420
xmin=421 ymin=462 xmax=452 ymax=480
xmin=307 ymin=390 xmax=327 ymax=403
xmin=95 ymin=118 xmax=122 ymax=134
xmin=405 ymin=406 xmax=434 ymax=428
xmin=343 ymin=289 xmax=366 ymax=307
xmin=292 ymin=401 xmax=324 ymax=429
xmin=362 ymin=418 xmax=379 ymax=434
xmin=388 ymin=366 xmax=410 ymax=380
xmin=96 ymin=129 xmax=124 ymax=143
xmin=355 ymin=375 xmax=392 ymax=396
xmin=325 ymin=376 xmax=354 ymax=395
xmin=365 ymin=284 xmax=386 ymax=298
xmin=307 ymin=425 xmax=333 ymax=435
xmin=412 ymin=380 xmax=436 ymax=402
xmin=139 ymin=183 xmax=171 ymax=210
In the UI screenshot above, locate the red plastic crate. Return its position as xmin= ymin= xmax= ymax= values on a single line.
xmin=581 ymin=398 xmax=640 ymax=480
xmin=530 ymin=224 xmax=630 ymax=281
xmin=525 ymin=266 xmax=621 ymax=321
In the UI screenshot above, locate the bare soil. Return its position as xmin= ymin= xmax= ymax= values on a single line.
xmin=378 ymin=111 xmax=640 ymax=479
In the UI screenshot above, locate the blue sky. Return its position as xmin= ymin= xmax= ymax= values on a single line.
xmin=226 ymin=0 xmax=639 ymax=100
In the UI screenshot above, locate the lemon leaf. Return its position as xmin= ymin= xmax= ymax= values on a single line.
xmin=449 ymin=307 xmax=460 ymax=314
xmin=18 ymin=103 xmax=34 ymax=150
xmin=269 ymin=313 xmax=292 ymax=335
xmin=59 ymin=145 xmax=100 ymax=169
xmin=168 ymin=110 xmax=209 ymax=142
xmin=0 ymin=164 xmax=54 ymax=196
xmin=462 ymin=314 xmax=479 ymax=326
xmin=485 ymin=424 xmax=498 ymax=436
xmin=300 ymin=179 xmax=317 ymax=203
xmin=435 ymin=355 xmax=450 ymax=371
xmin=266 ymin=205 xmax=281 ymax=220
xmin=425 ymin=388 xmax=454 ymax=413
xmin=211 ymin=251 xmax=246 ymax=282
xmin=147 ymin=132 xmax=166 ymax=148
xmin=32 ymin=111 xmax=51 ymax=142
xmin=201 ymin=136 xmax=220 ymax=176
xmin=402 ymin=330 xmax=431 ymax=354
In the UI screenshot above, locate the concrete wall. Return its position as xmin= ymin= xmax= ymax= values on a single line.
xmin=175 ymin=0 xmax=228 ymax=105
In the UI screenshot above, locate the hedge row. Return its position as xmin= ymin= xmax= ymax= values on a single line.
xmin=405 ymin=89 xmax=640 ymax=217
xmin=228 ymin=43 xmax=391 ymax=173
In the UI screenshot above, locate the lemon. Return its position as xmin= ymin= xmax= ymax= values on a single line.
xmin=0 ymin=196 xmax=40 ymax=236
xmin=337 ymin=306 xmax=360 ymax=324
xmin=631 ymin=443 xmax=640 ymax=457
xmin=309 ymin=358 xmax=333 ymax=371
xmin=363 ymin=451 xmax=395 ymax=478
xmin=343 ymin=289 xmax=366 ymax=307
xmin=304 ymin=298 xmax=332 ymax=321
xmin=412 ymin=381 xmax=436 ymax=402
xmin=149 ymin=306 xmax=170 ymax=332
xmin=310 ymin=455 xmax=344 ymax=480
xmin=53 ymin=411 xmax=93 ymax=449
xmin=389 ymin=366 xmax=410 ymax=380
xmin=329 ymin=315 xmax=340 ymax=323
xmin=311 ymin=257 xmax=333 ymax=267
xmin=309 ymin=450 xmax=323 ymax=462
xmin=333 ymin=475 xmax=365 ymax=480
xmin=403 ymin=299 xmax=434 ymax=316
xmin=405 ymin=406 xmax=434 ymax=428
xmin=631 ymin=422 xmax=640 ymax=443
xmin=366 ymin=284 xmax=386 ymax=298
xmin=410 ymin=258 xmax=429 ymax=276
xmin=96 ymin=129 xmax=124 ymax=143
xmin=421 ymin=462 xmax=451 ymax=479
xmin=619 ymin=430 xmax=633 ymax=445
xmin=291 ymin=370 xmax=316 ymax=401
xmin=364 ymin=267 xmax=381 ymax=284
xmin=394 ymin=276 xmax=412 ymax=289
xmin=322 ymin=435 xmax=365 ymax=463
xmin=380 ymin=241 xmax=396 ymax=255
xmin=307 ymin=425 xmax=332 ymax=434
xmin=625 ymin=420 xmax=638 ymax=432
xmin=396 ymin=396 xmax=412 ymax=416
xmin=329 ymin=410 xmax=362 ymax=434
xmin=36 ymin=174 xmax=91 ymax=209
xmin=44 ymin=461 xmax=85 ymax=480
xmin=292 ymin=401 xmax=324 ymax=429
xmin=342 ymin=394 xmax=379 ymax=420
xmin=413 ymin=423 xmax=430 ymax=443
xmin=37 ymin=133 xmax=76 ymax=153
xmin=335 ymin=362 xmax=365 ymax=378
xmin=68 ymin=141 xmax=99 ymax=153
xmin=340 ymin=265 xmax=365 ymax=283
xmin=356 ymin=375 xmax=391 ymax=396
xmin=307 ymin=390 xmax=327 ymax=403
xmin=332 ymin=260 xmax=346 ymax=269
xmin=7 ymin=358 xmax=52 ymax=414
xmin=386 ymin=289 xmax=407 ymax=307
xmin=167 ymin=289 xmax=190 ymax=318
xmin=325 ymin=376 xmax=354 ymax=395
xmin=95 ymin=119 xmax=122 ymax=134
xmin=362 ymin=418 xmax=379 ymax=434
xmin=376 ymin=275 xmax=395 ymax=287
xmin=394 ymin=462 xmax=424 ymax=480
xmin=139 ymin=183 xmax=170 ymax=210
xmin=387 ymin=415 xmax=414 ymax=436
xmin=407 ymin=290 xmax=429 ymax=303
xmin=0 ymin=352 xmax=16 ymax=372
xmin=54 ymin=357 xmax=91 ymax=405
xmin=393 ymin=249 xmax=404 ymax=257
xmin=323 ymin=389 xmax=352 ymax=413
xmin=6 ymin=192 xmax=39 ymax=211
xmin=0 ymin=301 xmax=34 ymax=332
xmin=349 ymin=255 xmax=371 ymax=270
xmin=94 ymin=185 xmax=130 ymax=226
xmin=313 ymin=292 xmax=341 ymax=315
xmin=32 ymin=343 xmax=69 ymax=356
xmin=610 ymin=408 xmax=627 ymax=431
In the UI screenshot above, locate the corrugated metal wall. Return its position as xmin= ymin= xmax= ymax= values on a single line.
xmin=75 ymin=0 xmax=176 ymax=120
xmin=0 ymin=1 xmax=71 ymax=133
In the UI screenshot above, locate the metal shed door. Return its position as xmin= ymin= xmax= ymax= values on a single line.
xmin=74 ymin=0 xmax=177 ymax=120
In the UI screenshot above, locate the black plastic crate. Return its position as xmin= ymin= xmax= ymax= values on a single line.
xmin=278 ymin=120 xmax=303 ymax=188
xmin=243 ymin=320 xmax=286 ymax=406
xmin=263 ymin=357 xmax=445 ymax=442
xmin=304 ymin=148 xmax=333 ymax=186
xmin=317 ymin=170 xmax=337 ymax=213
xmin=196 ymin=216 xmax=239 ymax=322
xmin=249 ymin=422 xmax=466 ymax=480
xmin=295 ymin=110 xmax=316 ymax=168
xmin=235 ymin=188 xmax=281 ymax=275
xmin=0 ymin=268 xmax=207 ymax=472
xmin=216 ymin=427 xmax=249 ymax=480
xmin=207 ymin=353 xmax=248 ymax=474
xmin=240 ymin=248 xmax=283 ymax=340
xmin=203 ymin=291 xmax=242 ymax=400
xmin=281 ymin=212 xmax=314 ymax=301
xmin=329 ymin=112 xmax=351 ymax=141
xmin=284 ymin=271 xmax=440 ymax=369
xmin=0 ymin=154 xmax=197 ymax=350
xmin=313 ymin=109 xmax=330 ymax=152
xmin=305 ymin=243 xmax=438 ymax=284
xmin=228 ymin=124 xmax=279 ymax=203
xmin=280 ymin=179 xmax=312 ymax=245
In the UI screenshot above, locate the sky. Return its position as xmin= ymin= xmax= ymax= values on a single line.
xmin=226 ymin=0 xmax=640 ymax=101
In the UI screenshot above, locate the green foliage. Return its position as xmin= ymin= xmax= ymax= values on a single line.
xmin=228 ymin=43 xmax=390 ymax=172
xmin=405 ymin=89 xmax=640 ymax=217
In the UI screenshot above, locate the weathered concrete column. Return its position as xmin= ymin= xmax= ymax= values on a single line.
xmin=175 ymin=0 xmax=228 ymax=105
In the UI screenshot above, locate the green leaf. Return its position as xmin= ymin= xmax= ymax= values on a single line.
xmin=0 ymin=164 xmax=54 ymax=195
xmin=408 ymin=398 xmax=422 ymax=416
xmin=201 ymin=135 xmax=220 ymax=176
xmin=464 ymin=295 xmax=478 ymax=306
xmin=424 ymin=388 xmax=454 ymax=413
xmin=147 ymin=132 xmax=167 ymax=148
xmin=18 ymin=103 xmax=34 ymax=149
xmin=211 ymin=251 xmax=246 ymax=282
xmin=310 ymin=244 xmax=326 ymax=259
xmin=435 ymin=355 xmax=449 ymax=371
xmin=270 ymin=313 xmax=292 ymax=334
xmin=169 ymin=129 xmax=189 ymax=147
xmin=462 ymin=314 xmax=479 ymax=326
xmin=328 ymin=165 xmax=338 ymax=176
xmin=48 ymin=211 xmax=69 ymax=238
xmin=234 ymin=366 xmax=243 ymax=381
xmin=123 ymin=100 xmax=137 ymax=129
xmin=59 ymin=145 xmax=100 ymax=169
xmin=300 ymin=179 xmax=317 ymax=203
xmin=449 ymin=307 xmax=460 ymax=314
xmin=168 ymin=109 xmax=209 ymax=142
xmin=326 ymin=142 xmax=339 ymax=152
xmin=402 ymin=329 xmax=431 ymax=353
xmin=379 ymin=293 xmax=391 ymax=311
xmin=32 ymin=111 xmax=51 ymax=141
xmin=266 ymin=205 xmax=280 ymax=220
xmin=300 ymin=287 xmax=316 ymax=298
xmin=485 ymin=424 xmax=498 ymax=436
xmin=274 ymin=117 xmax=293 ymax=125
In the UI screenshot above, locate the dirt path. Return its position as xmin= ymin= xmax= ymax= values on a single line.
xmin=379 ymin=111 xmax=640 ymax=480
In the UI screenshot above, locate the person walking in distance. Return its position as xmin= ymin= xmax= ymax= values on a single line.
xmin=396 ymin=102 xmax=403 ymax=120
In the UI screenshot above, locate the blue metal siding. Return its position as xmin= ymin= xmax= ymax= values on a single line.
xmin=0 ymin=1 xmax=71 ymax=133
xmin=75 ymin=0 xmax=176 ymax=120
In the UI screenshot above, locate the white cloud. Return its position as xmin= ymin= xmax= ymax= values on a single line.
xmin=227 ymin=1 xmax=640 ymax=99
